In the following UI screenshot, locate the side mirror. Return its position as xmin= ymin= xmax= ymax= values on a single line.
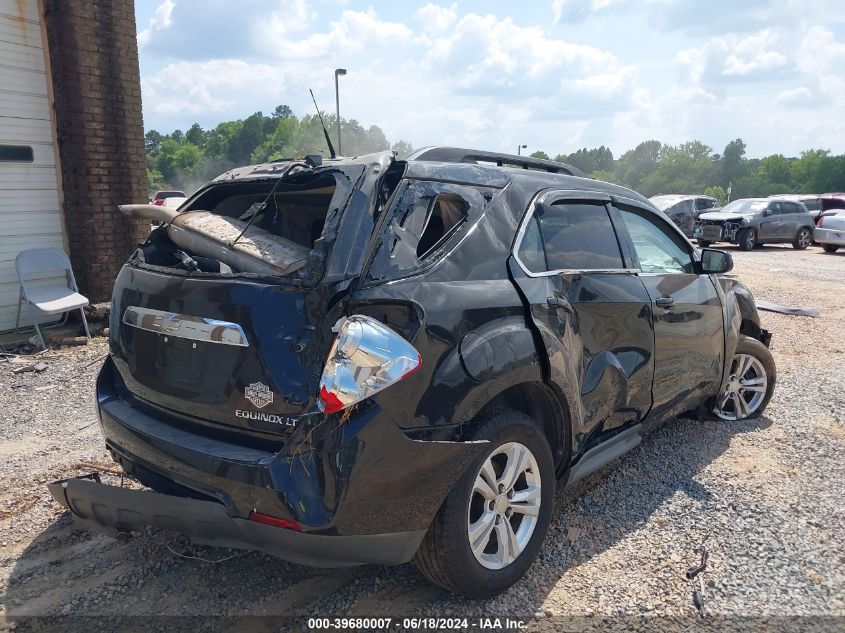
xmin=699 ymin=248 xmax=733 ymax=274
xmin=763 ymin=208 xmax=773 ymax=216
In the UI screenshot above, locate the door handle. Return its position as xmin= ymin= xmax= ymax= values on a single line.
xmin=546 ymin=296 xmax=573 ymax=313
xmin=655 ymin=296 xmax=675 ymax=309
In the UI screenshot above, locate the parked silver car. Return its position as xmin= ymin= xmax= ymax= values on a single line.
xmin=694 ymin=198 xmax=815 ymax=251
xmin=814 ymin=210 xmax=845 ymax=253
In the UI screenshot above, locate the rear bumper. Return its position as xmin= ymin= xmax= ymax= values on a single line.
xmin=48 ymin=476 xmax=424 ymax=567
xmin=814 ymin=227 xmax=845 ymax=246
xmin=66 ymin=357 xmax=485 ymax=567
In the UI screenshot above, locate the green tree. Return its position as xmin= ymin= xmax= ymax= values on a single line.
xmin=185 ymin=123 xmax=205 ymax=146
xmin=704 ymin=185 xmax=727 ymax=205
xmin=591 ymin=169 xmax=618 ymax=184
xmin=530 ymin=150 xmax=550 ymax=160
xmin=616 ymin=140 xmax=662 ymax=189
xmin=145 ymin=130 xmax=164 ymax=154
xmin=720 ymin=138 xmax=746 ymax=188
xmin=758 ymin=154 xmax=793 ymax=189
xmin=226 ymin=113 xmax=267 ymax=164
xmin=147 ymin=168 xmax=166 ymax=193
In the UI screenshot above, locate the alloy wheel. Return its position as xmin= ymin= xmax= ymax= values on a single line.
xmin=744 ymin=231 xmax=755 ymax=249
xmin=797 ymin=230 xmax=811 ymax=248
xmin=467 ymin=442 xmax=541 ymax=570
xmin=713 ymin=353 xmax=768 ymax=420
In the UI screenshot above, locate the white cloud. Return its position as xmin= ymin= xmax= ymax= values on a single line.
xmin=776 ymin=87 xmax=816 ymax=107
xmin=414 ymin=3 xmax=458 ymax=35
xmin=138 ymin=0 xmax=175 ymax=49
xmin=418 ymin=12 xmax=638 ymax=107
xmin=253 ymin=0 xmax=315 ymax=40
xmin=257 ymin=8 xmax=413 ymax=60
xmin=797 ymin=26 xmax=845 ymax=96
xmin=552 ymin=0 xmax=625 ymax=23
xmin=142 ymin=59 xmax=284 ymax=118
xmin=676 ymin=29 xmax=791 ymax=85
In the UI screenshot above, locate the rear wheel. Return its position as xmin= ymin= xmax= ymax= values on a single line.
xmin=793 ymin=228 xmax=812 ymax=250
xmin=697 ymin=239 xmax=712 ymax=247
xmin=737 ymin=228 xmax=755 ymax=251
xmin=713 ymin=335 xmax=776 ymax=421
xmin=822 ymin=244 xmax=839 ymax=253
xmin=414 ymin=409 xmax=555 ymax=598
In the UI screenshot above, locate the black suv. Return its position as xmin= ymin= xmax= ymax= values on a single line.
xmin=50 ymin=148 xmax=775 ymax=598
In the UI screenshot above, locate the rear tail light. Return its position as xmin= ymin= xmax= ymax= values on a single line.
xmin=153 ymin=199 xmax=165 ymax=206
xmin=318 ymin=315 xmax=421 ymax=414
xmin=248 ymin=510 xmax=301 ymax=531
xmin=817 ymin=216 xmax=824 ymax=227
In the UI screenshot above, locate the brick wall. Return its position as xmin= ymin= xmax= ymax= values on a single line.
xmin=43 ymin=0 xmax=147 ymax=302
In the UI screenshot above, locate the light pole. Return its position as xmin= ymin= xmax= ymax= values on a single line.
xmin=517 ymin=144 xmax=527 ymax=156
xmin=334 ymin=68 xmax=347 ymax=155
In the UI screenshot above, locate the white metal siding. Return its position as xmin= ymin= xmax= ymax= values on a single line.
xmin=0 ymin=0 xmax=66 ymax=333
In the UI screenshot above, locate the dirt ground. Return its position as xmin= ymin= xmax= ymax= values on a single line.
xmin=0 ymin=243 xmax=843 ymax=629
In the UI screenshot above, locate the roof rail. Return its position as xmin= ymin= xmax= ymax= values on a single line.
xmin=408 ymin=146 xmax=585 ymax=177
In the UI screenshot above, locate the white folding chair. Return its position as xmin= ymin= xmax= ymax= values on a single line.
xmin=15 ymin=248 xmax=91 ymax=349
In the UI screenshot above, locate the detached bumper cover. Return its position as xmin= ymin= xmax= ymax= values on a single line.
xmin=48 ymin=476 xmax=425 ymax=567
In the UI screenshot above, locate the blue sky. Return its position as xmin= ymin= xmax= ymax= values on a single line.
xmin=135 ymin=0 xmax=845 ymax=158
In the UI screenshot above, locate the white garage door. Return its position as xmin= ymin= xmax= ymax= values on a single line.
xmin=0 ymin=0 xmax=66 ymax=333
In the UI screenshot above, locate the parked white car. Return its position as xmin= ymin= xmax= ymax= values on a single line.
xmin=814 ymin=211 xmax=845 ymax=253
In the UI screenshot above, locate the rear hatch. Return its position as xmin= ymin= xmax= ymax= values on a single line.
xmin=110 ymin=267 xmax=341 ymax=436
xmin=109 ymin=155 xmax=398 ymax=437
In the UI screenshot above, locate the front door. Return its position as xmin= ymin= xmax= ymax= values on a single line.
xmin=611 ymin=201 xmax=725 ymax=419
xmin=509 ymin=192 xmax=655 ymax=455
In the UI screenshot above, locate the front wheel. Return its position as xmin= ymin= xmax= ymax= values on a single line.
xmin=414 ymin=409 xmax=555 ymax=598
xmin=713 ymin=335 xmax=776 ymax=421
xmin=793 ymin=228 xmax=812 ymax=250
xmin=822 ymin=243 xmax=839 ymax=253
xmin=737 ymin=228 xmax=756 ymax=251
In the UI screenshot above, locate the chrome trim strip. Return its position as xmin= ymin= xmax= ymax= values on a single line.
xmin=122 ymin=306 xmax=249 ymax=347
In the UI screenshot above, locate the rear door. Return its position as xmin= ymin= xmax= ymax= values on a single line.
xmin=611 ymin=200 xmax=724 ymax=418
xmin=780 ymin=202 xmax=803 ymax=239
xmin=510 ymin=191 xmax=654 ymax=453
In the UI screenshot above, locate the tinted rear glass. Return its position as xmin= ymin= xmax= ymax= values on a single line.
xmin=527 ymin=201 xmax=623 ymax=271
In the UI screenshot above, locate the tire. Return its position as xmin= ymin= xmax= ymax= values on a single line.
xmin=414 ymin=409 xmax=556 ymax=598
xmin=793 ymin=228 xmax=812 ymax=250
xmin=822 ymin=244 xmax=839 ymax=253
xmin=737 ymin=228 xmax=755 ymax=251
xmin=712 ymin=335 xmax=776 ymax=421
xmin=697 ymin=239 xmax=712 ymax=248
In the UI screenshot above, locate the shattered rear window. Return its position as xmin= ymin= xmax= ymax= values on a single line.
xmin=365 ymin=180 xmax=494 ymax=282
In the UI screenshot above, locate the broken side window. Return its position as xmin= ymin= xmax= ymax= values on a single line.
xmin=366 ymin=180 xmax=492 ymax=282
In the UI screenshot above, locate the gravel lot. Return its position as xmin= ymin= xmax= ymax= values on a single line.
xmin=1 ymin=244 xmax=843 ymax=629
